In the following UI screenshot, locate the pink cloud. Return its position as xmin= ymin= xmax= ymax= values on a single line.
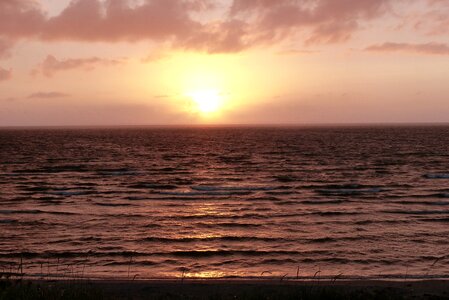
xmin=277 ymin=49 xmax=320 ymax=55
xmin=181 ymin=0 xmax=393 ymax=52
xmin=28 ymin=92 xmax=71 ymax=99
xmin=0 ymin=0 xmax=447 ymax=54
xmin=404 ymin=0 xmax=449 ymax=36
xmin=0 ymin=0 xmax=208 ymax=46
xmin=0 ymin=67 xmax=12 ymax=81
xmin=179 ymin=19 xmax=251 ymax=53
xmin=229 ymin=0 xmax=392 ymax=45
xmin=40 ymin=0 xmax=201 ymax=42
xmin=365 ymin=42 xmax=449 ymax=55
xmin=32 ymin=55 xmax=124 ymax=77
xmin=0 ymin=0 xmax=395 ymax=54
xmin=141 ymin=50 xmax=169 ymax=63
xmin=0 ymin=0 xmax=45 ymax=38
xmin=416 ymin=11 xmax=449 ymax=36
xmin=0 ymin=38 xmax=14 ymax=59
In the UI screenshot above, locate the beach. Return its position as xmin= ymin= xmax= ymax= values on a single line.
xmin=2 ymin=278 xmax=449 ymax=299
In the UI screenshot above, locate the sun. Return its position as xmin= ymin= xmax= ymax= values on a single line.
xmin=188 ymin=89 xmax=222 ymax=114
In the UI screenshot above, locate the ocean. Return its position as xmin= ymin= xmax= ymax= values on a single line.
xmin=1 ymin=126 xmax=449 ymax=280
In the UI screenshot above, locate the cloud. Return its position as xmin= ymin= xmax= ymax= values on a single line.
xmin=0 ymin=0 xmax=46 ymax=39
xmin=179 ymin=19 xmax=251 ymax=53
xmin=0 ymin=67 xmax=12 ymax=81
xmin=0 ymin=38 xmax=14 ymax=59
xmin=277 ymin=49 xmax=320 ymax=55
xmin=141 ymin=49 xmax=170 ymax=63
xmin=32 ymin=55 xmax=124 ymax=77
xmin=28 ymin=92 xmax=71 ymax=99
xmin=365 ymin=42 xmax=449 ymax=55
xmin=0 ymin=0 xmax=396 ymax=54
xmin=40 ymin=0 xmax=202 ymax=42
xmin=0 ymin=97 xmax=16 ymax=102
xmin=0 ymin=0 xmax=203 ymax=42
xmin=411 ymin=0 xmax=449 ymax=36
xmin=229 ymin=0 xmax=392 ymax=45
xmin=0 ymin=101 xmax=187 ymax=126
xmin=1 ymin=0 xmax=448 ymax=55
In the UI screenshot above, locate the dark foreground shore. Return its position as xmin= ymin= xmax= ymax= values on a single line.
xmin=1 ymin=279 xmax=449 ymax=300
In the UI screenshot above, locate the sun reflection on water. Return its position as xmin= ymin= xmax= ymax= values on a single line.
xmin=182 ymin=270 xmax=227 ymax=278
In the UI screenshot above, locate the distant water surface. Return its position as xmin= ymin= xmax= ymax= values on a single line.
xmin=1 ymin=126 xmax=449 ymax=279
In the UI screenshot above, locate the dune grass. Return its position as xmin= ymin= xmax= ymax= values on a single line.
xmin=1 ymin=278 xmax=411 ymax=300
xmin=0 ymin=280 xmax=106 ymax=300
xmin=1 ymin=259 xmax=447 ymax=299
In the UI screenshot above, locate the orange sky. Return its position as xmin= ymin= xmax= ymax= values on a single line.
xmin=0 ymin=0 xmax=448 ymax=126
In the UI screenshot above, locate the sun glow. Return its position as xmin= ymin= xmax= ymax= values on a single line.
xmin=149 ymin=52 xmax=266 ymax=121
xmin=188 ymin=89 xmax=223 ymax=114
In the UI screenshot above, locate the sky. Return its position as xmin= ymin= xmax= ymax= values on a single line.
xmin=0 ymin=0 xmax=448 ymax=126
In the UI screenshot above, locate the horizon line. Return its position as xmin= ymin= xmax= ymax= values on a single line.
xmin=1 ymin=121 xmax=449 ymax=129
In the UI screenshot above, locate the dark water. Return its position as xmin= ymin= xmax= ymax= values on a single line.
xmin=1 ymin=126 xmax=449 ymax=279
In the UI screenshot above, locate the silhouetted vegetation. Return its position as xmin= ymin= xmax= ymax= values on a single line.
xmin=3 ymin=278 xmax=449 ymax=300
xmin=0 ymin=280 xmax=106 ymax=300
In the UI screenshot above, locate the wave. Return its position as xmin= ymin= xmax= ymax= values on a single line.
xmin=19 ymin=185 xmax=96 ymax=196
xmin=103 ymin=260 xmax=159 ymax=267
xmin=0 ymin=250 xmax=140 ymax=258
xmin=155 ymin=185 xmax=291 ymax=197
xmin=383 ymin=209 xmax=449 ymax=215
xmin=393 ymin=200 xmax=449 ymax=206
xmin=169 ymin=210 xmax=365 ymax=221
xmin=197 ymin=222 xmax=263 ymax=228
xmin=259 ymin=258 xmax=298 ymax=265
xmin=0 ymin=219 xmax=18 ymax=224
xmin=96 ymin=168 xmax=138 ymax=176
xmin=142 ymin=236 xmax=289 ymax=243
xmin=168 ymin=250 xmax=301 ymax=258
xmin=305 ymin=183 xmax=379 ymax=189
xmin=311 ymin=211 xmax=363 ymax=216
xmin=299 ymin=200 xmax=346 ymax=205
xmin=12 ymin=165 xmax=89 ymax=174
xmin=141 ymin=235 xmax=364 ymax=244
xmin=20 ymin=186 xmax=54 ymax=192
xmin=48 ymin=190 xmax=95 ymax=196
xmin=93 ymin=202 xmax=133 ymax=207
xmin=316 ymin=187 xmax=383 ymax=196
xmin=128 ymin=183 xmax=178 ymax=190
xmin=0 ymin=250 xmax=299 ymax=259
xmin=274 ymin=175 xmax=298 ymax=182
xmin=418 ymin=217 xmax=449 ymax=223
xmin=190 ymin=185 xmax=281 ymax=192
xmin=424 ymin=173 xmax=449 ymax=179
xmin=157 ymin=190 xmax=253 ymax=196
xmin=0 ymin=209 xmax=78 ymax=216
xmin=174 ymin=213 xmax=279 ymax=220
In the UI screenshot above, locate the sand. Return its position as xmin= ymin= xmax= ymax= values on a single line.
xmin=3 ymin=278 xmax=448 ymax=299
